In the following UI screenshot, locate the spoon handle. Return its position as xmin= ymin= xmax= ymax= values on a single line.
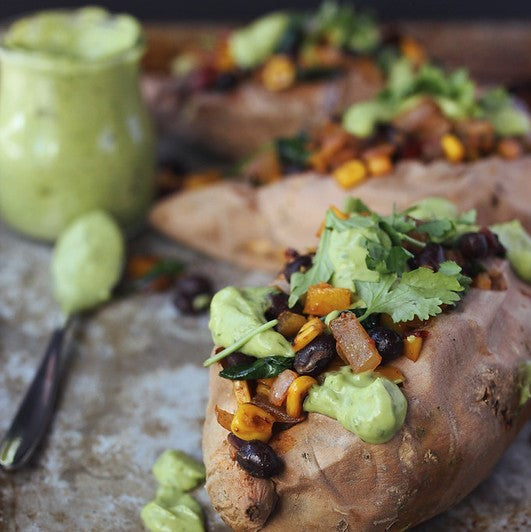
xmin=0 ymin=318 xmax=74 ymax=470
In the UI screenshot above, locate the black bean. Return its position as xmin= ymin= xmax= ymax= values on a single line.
xmin=236 ymin=440 xmax=283 ymax=478
xmin=265 ymin=292 xmax=290 ymax=321
xmin=368 ymin=327 xmax=404 ymax=361
xmin=480 ymin=228 xmax=506 ymax=257
xmin=410 ymin=243 xmax=446 ymax=271
xmin=294 ymin=334 xmax=337 ymax=377
xmin=225 ymin=352 xmax=255 ymax=367
xmin=173 ymin=274 xmax=213 ymax=314
xmin=360 ymin=313 xmax=380 ymax=331
xmin=283 ymin=254 xmax=313 ymax=282
xmin=214 ymin=72 xmax=239 ymax=91
xmin=457 ymin=232 xmax=489 ymax=259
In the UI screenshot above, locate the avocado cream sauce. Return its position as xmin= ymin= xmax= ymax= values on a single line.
xmin=141 ymin=450 xmax=205 ymax=532
xmin=490 ymin=220 xmax=531 ymax=283
xmin=229 ymin=12 xmax=289 ymax=69
xmin=51 ymin=211 xmax=124 ymax=315
xmin=209 ymin=286 xmax=294 ymax=358
xmin=304 ymin=367 xmax=407 ymax=443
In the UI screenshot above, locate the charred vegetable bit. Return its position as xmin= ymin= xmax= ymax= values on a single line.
xmin=330 ymin=312 xmax=382 ymax=373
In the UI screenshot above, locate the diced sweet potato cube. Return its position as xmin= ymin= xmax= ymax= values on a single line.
xmin=303 ymin=283 xmax=351 ymax=317
xmin=373 ymin=365 xmax=406 ymax=384
xmin=276 ymin=311 xmax=307 ymax=338
xmin=329 ymin=312 xmax=382 ymax=373
xmin=404 ymin=335 xmax=423 ymax=362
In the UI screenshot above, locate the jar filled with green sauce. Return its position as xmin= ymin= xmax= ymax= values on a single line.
xmin=0 ymin=7 xmax=155 ymax=240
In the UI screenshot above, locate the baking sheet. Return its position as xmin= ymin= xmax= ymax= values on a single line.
xmin=0 ymin=219 xmax=529 ymax=531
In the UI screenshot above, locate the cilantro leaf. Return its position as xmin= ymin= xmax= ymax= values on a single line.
xmin=355 ymin=261 xmax=468 ymax=322
xmin=343 ymin=197 xmax=371 ymax=215
xmin=415 ymin=210 xmax=477 ymax=243
xmin=289 ymin=224 xmax=333 ymax=307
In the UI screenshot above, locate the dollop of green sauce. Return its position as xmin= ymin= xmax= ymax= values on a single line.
xmin=141 ymin=450 xmax=205 ymax=532
xmin=4 ymin=7 xmax=142 ymax=61
xmin=328 ymin=227 xmax=385 ymax=291
xmin=209 ymin=286 xmax=294 ymax=358
xmin=490 ymin=220 xmax=531 ymax=283
xmin=51 ymin=210 xmax=124 ymax=315
xmin=152 ymin=450 xmax=206 ymax=492
xmin=407 ymin=197 xmax=459 ymax=220
xmin=304 ymin=366 xmax=407 ymax=443
xmin=229 ymin=12 xmax=289 ymax=69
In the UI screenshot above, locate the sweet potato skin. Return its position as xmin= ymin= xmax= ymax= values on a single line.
xmin=202 ymin=261 xmax=531 ymax=531
xmin=142 ymin=60 xmax=383 ymax=159
xmin=150 ymin=156 xmax=531 ymax=271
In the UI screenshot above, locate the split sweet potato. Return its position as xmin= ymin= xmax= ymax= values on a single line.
xmin=150 ymin=156 xmax=531 ymax=271
xmin=202 ymin=260 xmax=531 ymax=530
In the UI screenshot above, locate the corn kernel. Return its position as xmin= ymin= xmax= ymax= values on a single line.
xmin=441 ymin=134 xmax=465 ymax=163
xmin=230 ymin=403 xmax=275 ymax=442
xmin=404 ymin=335 xmax=423 ymax=362
xmin=233 ymin=380 xmax=252 ymax=404
xmin=332 ymin=159 xmax=367 ymax=189
xmin=261 ymin=55 xmax=296 ymax=91
xmin=292 ymin=317 xmax=326 ymax=352
xmin=286 ymin=376 xmax=318 ymax=418
xmin=400 ymin=36 xmax=426 ymax=66
xmin=366 ymin=154 xmax=393 ymax=177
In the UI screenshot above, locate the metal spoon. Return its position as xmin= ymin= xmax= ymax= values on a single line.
xmin=0 ymin=316 xmax=76 ymax=471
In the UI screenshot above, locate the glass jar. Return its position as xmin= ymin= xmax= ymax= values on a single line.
xmin=0 ymin=8 xmax=155 ymax=240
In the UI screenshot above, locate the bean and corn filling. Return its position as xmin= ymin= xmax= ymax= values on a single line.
xmin=204 ymin=199 xmax=513 ymax=479
xmin=169 ymin=2 xmax=415 ymax=96
xmin=240 ymin=63 xmax=530 ymax=188
xmin=159 ymin=62 xmax=529 ymax=195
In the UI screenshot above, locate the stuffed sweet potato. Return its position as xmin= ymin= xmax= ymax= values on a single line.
xmin=141 ymin=2 xmax=426 ymax=159
xmin=150 ymin=63 xmax=531 ymax=271
xmin=201 ymin=202 xmax=531 ymax=531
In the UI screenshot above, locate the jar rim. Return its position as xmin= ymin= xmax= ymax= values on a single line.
xmin=0 ymin=38 xmax=145 ymax=72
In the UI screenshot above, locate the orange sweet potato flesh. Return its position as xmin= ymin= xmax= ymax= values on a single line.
xmin=303 ymin=283 xmax=351 ymax=317
xmin=329 ymin=312 xmax=382 ymax=373
xmin=202 ymin=260 xmax=531 ymax=531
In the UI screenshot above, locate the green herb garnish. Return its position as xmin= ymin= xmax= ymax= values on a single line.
xmin=219 ymin=356 xmax=294 ymax=380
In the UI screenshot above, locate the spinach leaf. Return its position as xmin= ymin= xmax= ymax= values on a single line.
xmin=219 ymin=356 xmax=294 ymax=380
xmin=275 ymin=132 xmax=310 ymax=170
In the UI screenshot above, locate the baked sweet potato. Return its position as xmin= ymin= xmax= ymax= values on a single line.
xmin=150 ymin=156 xmax=531 ymax=271
xmin=202 ymin=259 xmax=531 ymax=530
xmin=143 ymin=59 xmax=383 ymax=159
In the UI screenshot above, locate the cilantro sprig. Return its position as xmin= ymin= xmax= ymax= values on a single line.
xmin=356 ymin=262 xmax=467 ymax=323
xmin=288 ymin=199 xmax=473 ymax=323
